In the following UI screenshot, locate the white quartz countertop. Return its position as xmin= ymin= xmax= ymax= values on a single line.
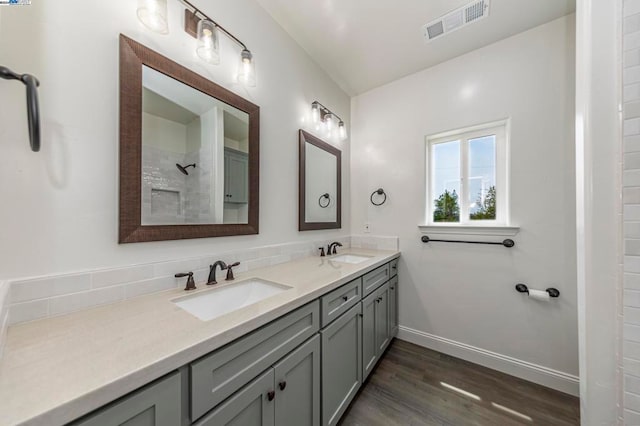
xmin=0 ymin=249 xmax=399 ymax=426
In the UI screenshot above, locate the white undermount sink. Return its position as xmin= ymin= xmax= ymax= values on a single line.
xmin=172 ymin=279 xmax=292 ymax=321
xmin=329 ymin=254 xmax=373 ymax=264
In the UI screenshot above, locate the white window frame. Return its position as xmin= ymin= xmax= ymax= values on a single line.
xmin=424 ymin=119 xmax=511 ymax=229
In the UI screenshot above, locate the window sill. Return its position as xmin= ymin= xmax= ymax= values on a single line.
xmin=417 ymin=225 xmax=520 ymax=237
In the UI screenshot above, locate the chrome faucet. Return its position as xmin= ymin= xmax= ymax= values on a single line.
xmin=207 ymin=261 xmax=227 ymax=285
xmin=225 ymin=262 xmax=241 ymax=281
xmin=327 ymin=241 xmax=343 ymax=255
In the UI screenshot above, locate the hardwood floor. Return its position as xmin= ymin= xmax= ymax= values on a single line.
xmin=339 ymin=339 xmax=579 ymax=426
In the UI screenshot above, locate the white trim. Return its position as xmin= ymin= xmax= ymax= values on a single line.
xmin=397 ymin=326 xmax=579 ymax=396
xmin=418 ymin=225 xmax=519 ymax=237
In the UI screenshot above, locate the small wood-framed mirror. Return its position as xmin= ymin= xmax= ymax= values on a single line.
xmin=119 ymin=35 xmax=259 ymax=243
xmin=299 ymin=130 xmax=341 ymax=231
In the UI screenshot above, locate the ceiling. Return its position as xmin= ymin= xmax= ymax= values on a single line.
xmin=256 ymin=0 xmax=575 ymax=95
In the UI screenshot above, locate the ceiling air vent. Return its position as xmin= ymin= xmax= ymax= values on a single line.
xmin=422 ymin=0 xmax=490 ymax=42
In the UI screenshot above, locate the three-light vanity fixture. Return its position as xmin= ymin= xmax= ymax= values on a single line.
xmin=311 ymin=101 xmax=347 ymax=141
xmin=136 ymin=0 xmax=256 ymax=87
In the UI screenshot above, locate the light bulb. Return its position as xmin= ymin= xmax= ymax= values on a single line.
xmin=237 ymin=49 xmax=256 ymax=87
xmin=196 ymin=20 xmax=220 ymax=64
xmin=137 ymin=0 xmax=169 ymax=34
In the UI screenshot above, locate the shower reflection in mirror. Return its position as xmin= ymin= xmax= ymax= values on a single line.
xmin=141 ymin=65 xmax=249 ymax=226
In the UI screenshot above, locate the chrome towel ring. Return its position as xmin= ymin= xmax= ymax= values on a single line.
xmin=0 ymin=66 xmax=41 ymax=152
xmin=318 ymin=193 xmax=331 ymax=208
xmin=370 ymin=188 xmax=387 ymax=206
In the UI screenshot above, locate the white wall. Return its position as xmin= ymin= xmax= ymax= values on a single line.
xmin=351 ymin=16 xmax=578 ymax=392
xmin=0 ymin=0 xmax=350 ymax=280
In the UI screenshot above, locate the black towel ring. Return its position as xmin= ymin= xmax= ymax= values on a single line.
xmin=318 ymin=193 xmax=331 ymax=208
xmin=0 ymin=66 xmax=41 ymax=152
xmin=370 ymin=188 xmax=387 ymax=206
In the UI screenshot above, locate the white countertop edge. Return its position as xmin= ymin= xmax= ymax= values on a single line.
xmin=18 ymin=250 xmax=401 ymax=426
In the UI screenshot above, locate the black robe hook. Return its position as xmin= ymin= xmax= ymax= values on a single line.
xmin=1 ymin=66 xmax=41 ymax=152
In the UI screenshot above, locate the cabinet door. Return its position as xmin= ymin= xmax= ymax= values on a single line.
xmin=361 ymin=292 xmax=378 ymax=381
xmin=224 ymin=149 xmax=248 ymax=203
xmin=74 ymin=372 xmax=181 ymax=426
xmin=389 ymin=275 xmax=398 ymax=337
xmin=321 ymin=304 xmax=362 ymax=426
xmin=375 ymin=283 xmax=390 ymax=355
xmin=195 ymin=369 xmax=275 ymax=426
xmin=273 ymin=335 xmax=321 ymax=426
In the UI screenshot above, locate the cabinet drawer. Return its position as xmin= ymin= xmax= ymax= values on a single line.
xmin=362 ymin=264 xmax=389 ymax=296
xmin=73 ymin=371 xmax=182 ymax=426
xmin=190 ymin=301 xmax=320 ymax=421
xmin=320 ymin=278 xmax=362 ymax=327
xmin=389 ymin=258 xmax=398 ymax=278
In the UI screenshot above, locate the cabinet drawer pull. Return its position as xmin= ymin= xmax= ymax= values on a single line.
xmin=390 ymin=287 xmax=395 ymax=290
xmin=376 ymin=297 xmax=382 ymax=303
xmin=267 ymin=390 xmax=276 ymax=401
xmin=342 ymin=296 xmax=348 ymax=302
xmin=279 ymin=381 xmax=287 ymax=391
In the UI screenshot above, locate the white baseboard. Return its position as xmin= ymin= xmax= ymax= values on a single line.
xmin=397 ymin=326 xmax=579 ymax=397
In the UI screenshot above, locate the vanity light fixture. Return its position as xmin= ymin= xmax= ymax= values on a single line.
xmin=182 ymin=0 xmax=256 ymax=87
xmin=310 ymin=101 xmax=347 ymax=141
xmin=136 ymin=0 xmax=169 ymax=34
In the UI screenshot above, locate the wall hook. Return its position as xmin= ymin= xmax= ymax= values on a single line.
xmin=370 ymin=188 xmax=387 ymax=206
xmin=0 ymin=66 xmax=41 ymax=152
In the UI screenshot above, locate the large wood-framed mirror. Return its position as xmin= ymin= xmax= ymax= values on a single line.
xmin=299 ymin=130 xmax=341 ymax=231
xmin=119 ymin=35 xmax=259 ymax=243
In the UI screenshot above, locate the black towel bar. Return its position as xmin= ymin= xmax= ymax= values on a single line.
xmin=421 ymin=235 xmax=515 ymax=247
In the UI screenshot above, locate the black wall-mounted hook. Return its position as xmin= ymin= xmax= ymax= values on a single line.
xmin=370 ymin=188 xmax=387 ymax=206
xmin=1 ymin=66 xmax=41 ymax=152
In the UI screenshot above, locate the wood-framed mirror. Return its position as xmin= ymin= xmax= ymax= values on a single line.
xmin=119 ymin=35 xmax=259 ymax=243
xmin=299 ymin=130 xmax=341 ymax=231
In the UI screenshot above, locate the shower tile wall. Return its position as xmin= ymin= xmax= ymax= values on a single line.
xmin=624 ymin=1 xmax=640 ymax=422
xmin=142 ymin=146 xmax=213 ymax=224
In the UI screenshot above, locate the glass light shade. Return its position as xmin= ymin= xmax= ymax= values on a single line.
xmin=136 ymin=0 xmax=169 ymax=34
xmin=311 ymin=103 xmax=320 ymax=124
xmin=237 ymin=49 xmax=256 ymax=87
xmin=324 ymin=113 xmax=336 ymax=138
xmin=196 ymin=20 xmax=220 ymax=64
xmin=338 ymin=121 xmax=347 ymax=140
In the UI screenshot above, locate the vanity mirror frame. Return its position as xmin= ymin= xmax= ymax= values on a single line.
xmin=119 ymin=35 xmax=259 ymax=243
xmin=298 ymin=129 xmax=342 ymax=231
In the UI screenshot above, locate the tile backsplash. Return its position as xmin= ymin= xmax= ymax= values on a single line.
xmin=5 ymin=235 xmax=398 ymax=326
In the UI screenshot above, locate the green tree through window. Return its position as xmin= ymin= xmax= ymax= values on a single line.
xmin=470 ymin=185 xmax=496 ymax=220
xmin=433 ymin=190 xmax=460 ymax=222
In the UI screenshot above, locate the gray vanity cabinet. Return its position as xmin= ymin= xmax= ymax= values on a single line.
xmin=362 ymin=282 xmax=391 ymax=381
xmin=196 ymin=335 xmax=320 ymax=426
xmin=375 ymin=283 xmax=390 ymax=354
xmin=273 ymin=335 xmax=321 ymax=426
xmin=321 ymin=303 xmax=362 ymax=426
xmin=224 ymin=148 xmax=249 ymax=203
xmin=73 ymin=371 xmax=182 ymax=426
xmin=389 ymin=275 xmax=399 ymax=337
xmin=195 ymin=369 xmax=275 ymax=426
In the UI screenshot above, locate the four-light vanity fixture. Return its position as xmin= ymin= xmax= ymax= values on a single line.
xmin=136 ymin=0 xmax=256 ymax=87
xmin=311 ymin=101 xmax=347 ymax=141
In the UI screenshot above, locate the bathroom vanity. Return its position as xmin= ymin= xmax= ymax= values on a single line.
xmin=0 ymin=250 xmax=399 ymax=426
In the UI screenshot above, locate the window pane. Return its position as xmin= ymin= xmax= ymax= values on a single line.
xmin=432 ymin=140 xmax=460 ymax=222
xmin=468 ymin=135 xmax=496 ymax=220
